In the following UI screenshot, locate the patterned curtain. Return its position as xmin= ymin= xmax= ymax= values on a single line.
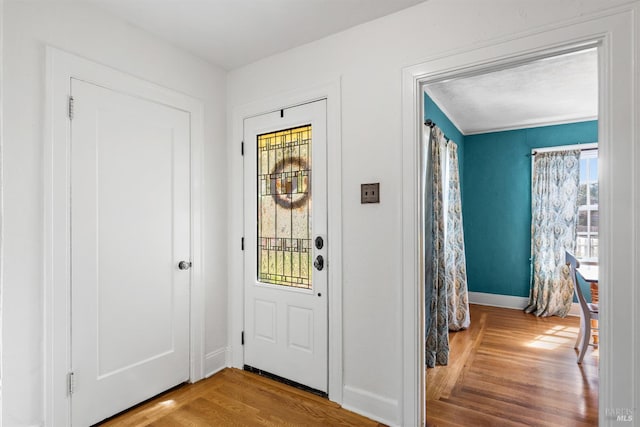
xmin=445 ymin=141 xmax=470 ymax=331
xmin=426 ymin=127 xmax=448 ymax=368
xmin=525 ymin=150 xmax=580 ymax=317
xmin=426 ymin=127 xmax=470 ymax=368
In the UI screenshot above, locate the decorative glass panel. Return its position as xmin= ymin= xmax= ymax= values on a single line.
xmin=257 ymin=125 xmax=312 ymax=289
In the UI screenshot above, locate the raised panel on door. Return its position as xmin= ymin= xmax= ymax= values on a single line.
xmin=243 ymin=101 xmax=328 ymax=393
xmin=70 ymin=78 xmax=191 ymax=426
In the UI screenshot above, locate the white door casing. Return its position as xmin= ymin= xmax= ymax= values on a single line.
xmin=243 ymin=100 xmax=328 ymax=392
xmin=402 ymin=9 xmax=637 ymax=427
xmin=70 ymin=78 xmax=191 ymax=426
xmin=45 ymin=48 xmax=205 ymax=427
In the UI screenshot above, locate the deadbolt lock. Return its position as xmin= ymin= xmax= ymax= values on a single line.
xmin=313 ymin=255 xmax=324 ymax=271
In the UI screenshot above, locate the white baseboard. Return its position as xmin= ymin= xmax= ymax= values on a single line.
xmin=468 ymin=291 xmax=581 ymax=317
xmin=468 ymin=291 xmax=529 ymax=310
xmin=204 ymin=347 xmax=229 ymax=378
xmin=342 ymin=385 xmax=399 ymax=427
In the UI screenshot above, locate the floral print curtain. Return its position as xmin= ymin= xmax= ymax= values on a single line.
xmin=426 ymin=127 xmax=448 ymax=368
xmin=525 ymin=150 xmax=580 ymax=317
xmin=445 ymin=141 xmax=470 ymax=331
xmin=425 ymin=126 xmax=470 ymax=368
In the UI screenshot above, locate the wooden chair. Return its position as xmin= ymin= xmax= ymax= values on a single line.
xmin=565 ymin=251 xmax=599 ymax=364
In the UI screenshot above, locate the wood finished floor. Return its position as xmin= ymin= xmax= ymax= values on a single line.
xmin=99 ymin=368 xmax=385 ymax=426
xmin=101 ymin=304 xmax=597 ymax=426
xmin=427 ymin=304 xmax=599 ymax=427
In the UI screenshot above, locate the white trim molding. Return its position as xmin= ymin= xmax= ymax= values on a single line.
xmin=463 ymin=116 xmax=600 ymax=136
xmin=0 ymin=0 xmax=4 ymax=422
xmin=44 ymin=47 xmax=206 ymax=427
xmin=402 ymin=6 xmax=638 ymax=426
xmin=228 ymin=79 xmax=343 ymax=404
xmin=204 ymin=347 xmax=229 ymax=378
xmin=342 ymin=385 xmax=399 ymax=427
xmin=424 ymin=87 xmax=599 ymax=136
xmin=469 ymin=292 xmax=530 ymax=311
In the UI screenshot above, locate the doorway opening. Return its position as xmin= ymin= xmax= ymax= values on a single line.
xmin=420 ymin=45 xmax=600 ymax=424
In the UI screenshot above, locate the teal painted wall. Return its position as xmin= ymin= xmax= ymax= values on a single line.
xmin=423 ymin=92 xmax=597 ymax=300
xmin=463 ymin=121 xmax=598 ymax=297
xmin=424 ymin=93 xmax=465 ymax=145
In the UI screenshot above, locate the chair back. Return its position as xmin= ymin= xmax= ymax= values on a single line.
xmin=565 ymin=251 xmax=589 ymax=312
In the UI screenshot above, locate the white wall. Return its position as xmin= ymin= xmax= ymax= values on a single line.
xmin=2 ymin=0 xmax=639 ymax=425
xmin=227 ymin=0 xmax=638 ymax=425
xmin=1 ymin=2 xmax=227 ymax=425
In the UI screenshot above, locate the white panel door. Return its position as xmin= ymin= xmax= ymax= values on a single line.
xmin=243 ymin=100 xmax=328 ymax=393
xmin=70 ymin=78 xmax=191 ymax=426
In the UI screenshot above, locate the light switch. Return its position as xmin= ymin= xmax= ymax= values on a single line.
xmin=361 ymin=183 xmax=380 ymax=204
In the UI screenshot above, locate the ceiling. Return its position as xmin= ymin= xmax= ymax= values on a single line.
xmin=87 ymin=0 xmax=426 ymax=70
xmin=424 ymin=48 xmax=598 ymax=135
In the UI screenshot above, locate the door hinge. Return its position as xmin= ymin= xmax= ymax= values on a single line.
xmin=241 ymin=237 xmax=244 ymax=251
xmin=241 ymin=331 xmax=245 ymax=345
xmin=68 ymin=96 xmax=75 ymax=120
xmin=241 ymin=141 xmax=244 ymax=156
xmin=67 ymin=372 xmax=75 ymax=395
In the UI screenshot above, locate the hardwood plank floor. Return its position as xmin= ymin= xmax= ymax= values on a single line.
xmin=99 ymin=368 xmax=385 ymax=426
xmin=99 ymin=304 xmax=596 ymax=426
xmin=427 ymin=304 xmax=599 ymax=427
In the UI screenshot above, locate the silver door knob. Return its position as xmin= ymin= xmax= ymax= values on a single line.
xmin=178 ymin=261 xmax=192 ymax=270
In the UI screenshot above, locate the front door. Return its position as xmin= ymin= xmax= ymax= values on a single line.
xmin=243 ymin=100 xmax=328 ymax=393
xmin=70 ymin=78 xmax=191 ymax=426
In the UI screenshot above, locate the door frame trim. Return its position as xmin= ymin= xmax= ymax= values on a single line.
xmin=229 ymin=79 xmax=343 ymax=404
xmin=401 ymin=7 xmax=637 ymax=426
xmin=44 ymin=47 xmax=206 ymax=427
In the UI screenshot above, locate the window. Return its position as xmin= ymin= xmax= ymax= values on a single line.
xmin=257 ymin=125 xmax=313 ymax=289
xmin=576 ymin=149 xmax=598 ymax=262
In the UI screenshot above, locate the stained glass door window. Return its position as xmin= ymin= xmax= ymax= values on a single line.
xmin=257 ymin=125 xmax=312 ymax=289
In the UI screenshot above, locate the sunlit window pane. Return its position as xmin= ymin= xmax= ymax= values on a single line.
xmin=579 ymin=158 xmax=587 ymax=182
xmin=590 ymin=236 xmax=599 ymax=258
xmin=577 ymin=184 xmax=587 ymax=206
xmin=589 ymin=183 xmax=598 ymax=205
xmin=577 ymin=211 xmax=588 ymax=233
xmin=589 ymin=158 xmax=598 ymax=181
xmin=576 ymin=149 xmax=598 ymax=262
xmin=576 ymin=236 xmax=589 ymax=258
xmin=590 ymin=210 xmax=599 ymax=233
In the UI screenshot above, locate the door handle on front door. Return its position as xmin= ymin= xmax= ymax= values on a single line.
xmin=313 ymin=255 xmax=324 ymax=271
xmin=178 ymin=261 xmax=192 ymax=270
